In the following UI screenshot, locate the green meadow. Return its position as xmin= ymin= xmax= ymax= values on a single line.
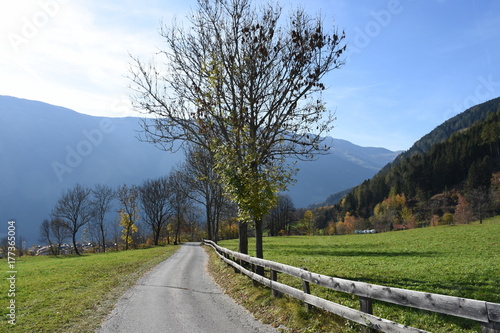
xmin=1 ymin=219 xmax=498 ymax=332
xmin=1 ymin=245 xmax=180 ymax=333
xmin=216 ymin=217 xmax=500 ymax=332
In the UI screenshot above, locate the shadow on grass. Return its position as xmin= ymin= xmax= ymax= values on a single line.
xmin=276 ymin=244 xmax=438 ymax=258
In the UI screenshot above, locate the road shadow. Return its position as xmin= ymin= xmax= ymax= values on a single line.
xmin=273 ymin=243 xmax=438 ymax=258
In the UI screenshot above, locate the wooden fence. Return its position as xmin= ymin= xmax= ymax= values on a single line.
xmin=203 ymin=240 xmax=500 ymax=333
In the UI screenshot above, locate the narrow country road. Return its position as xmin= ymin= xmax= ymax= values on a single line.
xmin=98 ymin=242 xmax=278 ymax=333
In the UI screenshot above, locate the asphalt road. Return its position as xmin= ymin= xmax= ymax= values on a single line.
xmin=98 ymin=242 xmax=278 ymax=333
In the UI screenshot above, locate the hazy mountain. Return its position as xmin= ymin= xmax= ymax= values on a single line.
xmin=0 ymin=96 xmax=399 ymax=244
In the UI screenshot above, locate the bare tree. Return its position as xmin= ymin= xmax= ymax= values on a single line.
xmin=185 ymin=206 xmax=203 ymax=241
xmin=39 ymin=219 xmax=57 ymax=255
xmin=52 ymin=184 xmax=92 ymax=255
xmin=168 ymin=168 xmax=192 ymax=245
xmin=183 ymin=145 xmax=226 ymax=242
xmin=267 ymin=194 xmax=295 ymax=236
xmin=467 ymin=187 xmax=491 ymax=224
xmin=140 ymin=177 xmax=172 ymax=245
xmin=129 ymin=0 xmax=346 ymax=264
xmin=51 ymin=218 xmax=71 ymax=253
xmin=90 ymin=184 xmax=115 ymax=252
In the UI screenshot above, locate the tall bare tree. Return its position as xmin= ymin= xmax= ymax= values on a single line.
xmin=39 ymin=219 xmax=57 ymax=255
xmin=168 ymin=168 xmax=192 ymax=245
xmin=266 ymin=194 xmax=295 ymax=236
xmin=90 ymin=184 xmax=115 ymax=252
xmin=140 ymin=176 xmax=172 ymax=245
xmin=129 ymin=0 xmax=345 ymax=264
xmin=183 ymin=145 xmax=226 ymax=242
xmin=51 ymin=218 xmax=71 ymax=253
xmin=52 ymin=184 xmax=92 ymax=255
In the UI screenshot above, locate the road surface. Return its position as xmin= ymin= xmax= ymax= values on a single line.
xmin=98 ymin=242 xmax=278 ymax=333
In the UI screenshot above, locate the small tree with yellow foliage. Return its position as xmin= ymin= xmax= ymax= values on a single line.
xmin=117 ymin=185 xmax=140 ymax=250
xmin=119 ymin=209 xmax=139 ymax=249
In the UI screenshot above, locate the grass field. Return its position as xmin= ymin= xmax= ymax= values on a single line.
xmin=214 ymin=216 xmax=500 ymax=332
xmin=1 ymin=245 xmax=180 ymax=332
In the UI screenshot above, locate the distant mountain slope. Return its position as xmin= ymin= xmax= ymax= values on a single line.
xmin=292 ymin=138 xmax=400 ymax=205
xmin=324 ymin=97 xmax=500 ymax=219
xmin=0 ymin=96 xmax=184 ymax=246
xmin=0 ymin=96 xmax=398 ymax=244
xmin=320 ymin=97 xmax=500 ymax=207
xmin=391 ymin=96 xmax=500 ymax=167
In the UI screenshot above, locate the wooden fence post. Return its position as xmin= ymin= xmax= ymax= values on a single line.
xmin=301 ymin=268 xmax=313 ymax=312
xmin=270 ymin=269 xmax=281 ymax=298
xmin=360 ymin=297 xmax=375 ymax=333
xmin=232 ymin=255 xmax=240 ymax=274
xmin=251 ymin=263 xmax=259 ymax=286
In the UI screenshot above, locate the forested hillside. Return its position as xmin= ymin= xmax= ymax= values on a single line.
xmin=313 ymin=98 xmax=500 ymax=233
xmin=393 ymin=96 xmax=500 ymax=164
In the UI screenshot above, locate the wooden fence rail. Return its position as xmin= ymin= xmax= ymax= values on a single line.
xmin=203 ymin=240 xmax=500 ymax=333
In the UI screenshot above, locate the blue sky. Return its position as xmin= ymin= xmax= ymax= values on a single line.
xmin=1 ymin=0 xmax=499 ymax=151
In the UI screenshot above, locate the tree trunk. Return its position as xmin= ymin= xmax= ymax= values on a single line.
xmin=238 ymin=221 xmax=248 ymax=254
xmin=125 ymin=219 xmax=134 ymax=250
xmin=214 ymin=203 xmax=221 ymax=243
xmin=154 ymin=226 xmax=160 ymax=245
xmin=72 ymin=232 xmax=81 ymax=256
xmin=100 ymin=224 xmax=106 ymax=252
xmin=255 ymin=218 xmax=264 ymax=276
xmin=174 ymin=212 xmax=181 ymax=245
xmin=206 ymin=204 xmax=213 ymax=241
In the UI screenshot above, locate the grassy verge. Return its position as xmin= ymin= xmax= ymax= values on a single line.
xmin=1 ymin=245 xmax=180 ymax=332
xmin=205 ymin=246 xmax=354 ymax=333
xmin=208 ymin=217 xmax=500 ymax=332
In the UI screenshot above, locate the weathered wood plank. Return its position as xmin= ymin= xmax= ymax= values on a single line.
xmin=488 ymin=302 xmax=500 ymax=322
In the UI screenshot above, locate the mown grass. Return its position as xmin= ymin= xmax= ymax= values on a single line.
xmin=212 ymin=216 xmax=500 ymax=332
xmin=1 ymin=245 xmax=180 ymax=332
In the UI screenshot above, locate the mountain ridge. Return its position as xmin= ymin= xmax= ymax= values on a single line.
xmin=319 ymin=97 xmax=500 ymax=207
xmin=390 ymin=96 xmax=500 ymax=168
xmin=0 ymin=95 xmax=399 ymax=244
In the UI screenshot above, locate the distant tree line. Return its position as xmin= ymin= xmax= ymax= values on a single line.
xmin=38 ymin=146 xmax=237 ymax=255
